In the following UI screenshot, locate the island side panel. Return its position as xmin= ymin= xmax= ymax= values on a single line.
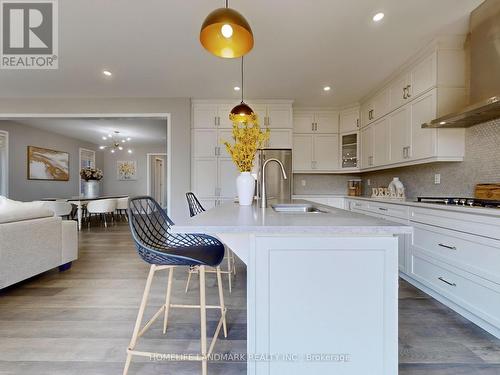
xmin=248 ymin=235 xmax=398 ymax=375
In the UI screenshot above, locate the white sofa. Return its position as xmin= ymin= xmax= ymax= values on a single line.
xmin=0 ymin=197 xmax=78 ymax=289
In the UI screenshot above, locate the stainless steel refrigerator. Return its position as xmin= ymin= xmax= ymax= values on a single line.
xmin=255 ymin=148 xmax=292 ymax=202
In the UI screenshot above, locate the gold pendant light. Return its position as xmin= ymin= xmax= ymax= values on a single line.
xmin=230 ymin=56 xmax=255 ymax=123
xmin=200 ymin=0 xmax=254 ymax=59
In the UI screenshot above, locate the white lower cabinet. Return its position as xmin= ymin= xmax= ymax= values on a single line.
xmin=345 ymin=197 xmax=500 ymax=338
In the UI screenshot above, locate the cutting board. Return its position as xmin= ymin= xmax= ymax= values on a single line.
xmin=475 ymin=184 xmax=500 ymax=200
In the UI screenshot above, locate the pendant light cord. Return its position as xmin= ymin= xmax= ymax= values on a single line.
xmin=225 ymin=0 xmax=228 ymax=8
xmin=241 ymin=56 xmax=244 ymax=103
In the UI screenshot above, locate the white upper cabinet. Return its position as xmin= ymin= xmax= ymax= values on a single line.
xmin=293 ymin=134 xmax=314 ymax=171
xmin=193 ymin=102 xmax=239 ymax=129
xmin=218 ymin=158 xmax=239 ymax=198
xmin=372 ymin=88 xmax=391 ymax=123
xmin=389 ymin=74 xmax=410 ymax=112
xmin=339 ymin=107 xmax=360 ymax=133
xmin=293 ymin=112 xmax=316 ymax=133
xmin=314 ymin=134 xmax=339 ymax=170
xmin=266 ymin=129 xmax=293 ymax=149
xmin=247 ymin=102 xmax=293 ymax=128
xmin=315 ymin=112 xmax=339 ymax=133
xmin=193 ymin=103 xmax=219 ymax=129
xmin=266 ymin=104 xmax=293 ymax=128
xmin=360 ymin=125 xmax=374 ymax=169
xmin=409 ymin=52 xmax=437 ymax=100
xmin=293 ymin=110 xmax=339 ymax=134
xmin=388 ymin=105 xmax=411 ymax=164
xmin=293 ymin=134 xmax=338 ymax=172
xmin=372 ymin=117 xmax=390 ymax=167
xmin=193 ymin=129 xmax=218 ymax=158
xmin=358 ymin=38 xmax=466 ymax=171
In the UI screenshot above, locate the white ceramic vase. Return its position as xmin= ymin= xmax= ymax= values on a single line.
xmin=236 ymin=172 xmax=255 ymax=206
xmin=83 ymin=180 xmax=100 ymax=198
xmin=388 ymin=177 xmax=405 ymax=198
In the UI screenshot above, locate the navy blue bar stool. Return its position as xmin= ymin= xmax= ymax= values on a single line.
xmin=123 ymin=196 xmax=227 ymax=375
xmin=185 ymin=192 xmax=236 ymax=293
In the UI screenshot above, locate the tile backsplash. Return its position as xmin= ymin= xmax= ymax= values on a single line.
xmin=293 ymin=118 xmax=500 ymax=198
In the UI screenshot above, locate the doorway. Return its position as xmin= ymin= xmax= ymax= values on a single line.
xmin=0 ymin=130 xmax=8 ymax=197
xmin=147 ymin=153 xmax=167 ymax=207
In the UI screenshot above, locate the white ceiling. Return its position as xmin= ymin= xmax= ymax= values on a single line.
xmin=12 ymin=118 xmax=167 ymax=146
xmin=0 ymin=0 xmax=483 ymax=107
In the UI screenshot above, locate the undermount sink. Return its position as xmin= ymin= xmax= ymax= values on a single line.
xmin=271 ymin=203 xmax=328 ymax=213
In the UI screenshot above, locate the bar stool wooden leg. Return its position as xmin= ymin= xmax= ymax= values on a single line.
xmin=216 ymin=266 xmax=228 ymax=338
xmin=123 ymin=264 xmax=156 ymax=375
xmin=163 ymin=267 xmax=174 ymax=334
xmin=185 ymin=266 xmax=194 ymax=293
xmin=199 ymin=265 xmax=208 ymax=375
xmin=226 ymin=253 xmax=232 ymax=293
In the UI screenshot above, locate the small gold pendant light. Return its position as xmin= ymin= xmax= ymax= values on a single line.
xmin=230 ymin=56 xmax=255 ymax=123
xmin=200 ymin=0 xmax=254 ymax=59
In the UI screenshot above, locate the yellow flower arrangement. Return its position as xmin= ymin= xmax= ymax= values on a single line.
xmin=224 ymin=114 xmax=270 ymax=172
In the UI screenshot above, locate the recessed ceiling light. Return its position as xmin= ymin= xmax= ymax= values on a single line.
xmin=122 ymin=139 xmax=126 ymax=143
xmin=102 ymin=136 xmax=107 ymax=140
xmin=127 ymin=137 xmax=131 ymax=141
xmin=372 ymin=12 xmax=385 ymax=22
xmin=323 ymin=86 xmax=331 ymax=92
xmin=128 ymin=149 xmax=133 ymax=154
xmin=99 ymin=146 xmax=105 ymax=150
xmin=107 ymin=134 xmax=112 ymax=138
xmin=234 ymin=86 xmax=241 ymax=91
xmin=439 ymin=121 xmax=446 ymax=125
xmin=103 ymin=70 xmax=112 ymax=77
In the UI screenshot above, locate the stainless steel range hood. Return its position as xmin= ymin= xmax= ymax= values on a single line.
xmin=423 ymin=0 xmax=500 ymax=128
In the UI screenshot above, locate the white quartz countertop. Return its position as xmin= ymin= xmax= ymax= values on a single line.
xmin=345 ymin=196 xmax=500 ymax=217
xmin=172 ymin=199 xmax=411 ymax=235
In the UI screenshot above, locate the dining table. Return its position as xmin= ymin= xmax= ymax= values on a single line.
xmin=42 ymin=195 xmax=128 ymax=230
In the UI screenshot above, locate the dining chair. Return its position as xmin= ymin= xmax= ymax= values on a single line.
xmin=124 ymin=196 xmax=227 ymax=375
xmin=116 ymin=197 xmax=129 ymax=221
xmin=86 ymin=199 xmax=117 ymax=228
xmin=185 ymin=192 xmax=237 ymax=293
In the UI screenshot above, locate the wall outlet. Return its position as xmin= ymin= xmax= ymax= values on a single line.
xmin=434 ymin=174 xmax=441 ymax=184
xmin=301 ymin=179 xmax=306 ymax=187
xmin=367 ymin=179 xmax=371 ymax=186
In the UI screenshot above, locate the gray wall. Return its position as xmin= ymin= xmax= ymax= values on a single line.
xmin=0 ymin=120 xmax=103 ymax=201
xmin=0 ymin=97 xmax=191 ymax=222
xmin=101 ymin=143 xmax=166 ymax=198
xmin=292 ymin=118 xmax=500 ymax=198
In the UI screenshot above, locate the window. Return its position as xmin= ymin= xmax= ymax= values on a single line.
xmin=79 ymin=148 xmax=96 ymax=196
xmin=0 ymin=131 xmax=8 ymax=197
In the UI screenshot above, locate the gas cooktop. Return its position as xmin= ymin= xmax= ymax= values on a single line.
xmin=417 ymin=197 xmax=500 ymax=209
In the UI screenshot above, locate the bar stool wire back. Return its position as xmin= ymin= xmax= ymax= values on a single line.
xmin=123 ymin=196 xmax=227 ymax=375
xmin=184 ymin=192 xmax=237 ymax=293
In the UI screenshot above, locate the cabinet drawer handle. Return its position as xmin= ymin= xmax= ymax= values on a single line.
xmin=403 ymin=87 xmax=407 ymax=99
xmin=438 ymin=277 xmax=456 ymax=287
xmin=438 ymin=243 xmax=457 ymax=250
xmin=378 ymin=207 xmax=388 ymax=211
xmin=406 ymin=85 xmax=411 ymax=98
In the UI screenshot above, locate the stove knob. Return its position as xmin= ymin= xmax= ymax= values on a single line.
xmin=466 ymin=199 xmax=474 ymax=207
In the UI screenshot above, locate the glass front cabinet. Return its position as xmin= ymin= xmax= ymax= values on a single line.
xmin=340 ymin=132 xmax=359 ymax=170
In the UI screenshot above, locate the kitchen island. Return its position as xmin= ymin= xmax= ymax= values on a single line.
xmin=173 ymin=200 xmax=411 ymax=375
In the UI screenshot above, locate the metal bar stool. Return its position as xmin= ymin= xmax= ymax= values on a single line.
xmin=185 ymin=192 xmax=237 ymax=293
xmin=124 ymin=196 xmax=227 ymax=375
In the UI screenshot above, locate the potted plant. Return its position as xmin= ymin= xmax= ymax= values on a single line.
xmin=224 ymin=114 xmax=270 ymax=206
xmin=80 ymin=167 xmax=103 ymax=198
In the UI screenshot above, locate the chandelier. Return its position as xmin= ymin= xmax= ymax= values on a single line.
xmin=99 ymin=131 xmax=133 ymax=154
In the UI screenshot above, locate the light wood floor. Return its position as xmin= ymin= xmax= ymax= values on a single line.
xmin=0 ymin=222 xmax=499 ymax=375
